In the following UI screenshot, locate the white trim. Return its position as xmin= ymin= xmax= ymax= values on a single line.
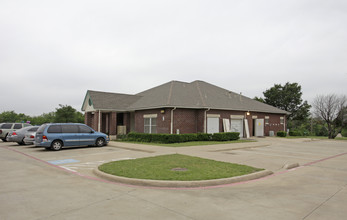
xmin=252 ymin=116 xmax=258 ymax=119
xmin=207 ymin=114 xmax=220 ymax=118
xmin=143 ymin=114 xmax=158 ymax=118
xmin=230 ymin=115 xmax=244 ymax=119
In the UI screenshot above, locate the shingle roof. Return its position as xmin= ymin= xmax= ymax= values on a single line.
xmin=87 ymin=90 xmax=142 ymax=111
xmin=84 ymin=81 xmax=288 ymax=114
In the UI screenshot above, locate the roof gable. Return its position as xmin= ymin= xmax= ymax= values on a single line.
xmin=82 ymin=90 xmax=141 ymax=111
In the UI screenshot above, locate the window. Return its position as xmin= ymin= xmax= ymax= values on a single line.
xmin=280 ymin=117 xmax=284 ymax=124
xmin=28 ymin=127 xmax=39 ymax=132
xmin=265 ymin=116 xmax=269 ymax=124
xmin=144 ymin=116 xmax=157 ymax=134
xmin=2 ymin=124 xmax=12 ymax=129
xmin=14 ymin=124 xmax=22 ymax=129
xmin=61 ymin=125 xmax=79 ymax=133
xmin=79 ymin=125 xmax=93 ymax=133
xmin=47 ymin=125 xmax=62 ymax=133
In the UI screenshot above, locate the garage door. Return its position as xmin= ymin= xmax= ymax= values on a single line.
xmin=207 ymin=117 xmax=219 ymax=134
xmin=230 ymin=119 xmax=243 ymax=137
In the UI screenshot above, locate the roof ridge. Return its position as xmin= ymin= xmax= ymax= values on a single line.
xmin=88 ymin=90 xmax=140 ymax=97
xmin=166 ymin=81 xmax=174 ymax=105
xmin=195 ymin=81 xmax=207 ymax=107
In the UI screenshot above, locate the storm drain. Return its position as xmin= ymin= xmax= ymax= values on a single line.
xmin=171 ymin=167 xmax=188 ymax=171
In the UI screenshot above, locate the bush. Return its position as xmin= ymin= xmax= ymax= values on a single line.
xmin=341 ymin=128 xmax=347 ymax=137
xmin=197 ymin=133 xmax=212 ymax=141
xmin=277 ymin=131 xmax=287 ymax=137
xmin=211 ymin=132 xmax=240 ymax=141
xmin=125 ymin=132 xmax=239 ymax=143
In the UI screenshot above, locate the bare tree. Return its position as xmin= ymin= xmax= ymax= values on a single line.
xmin=312 ymin=94 xmax=347 ymax=139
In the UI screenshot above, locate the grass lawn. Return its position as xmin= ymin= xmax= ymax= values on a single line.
xmin=98 ymin=154 xmax=263 ymax=181
xmin=279 ymin=136 xmax=347 ymax=141
xmin=116 ymin=139 xmax=255 ymax=147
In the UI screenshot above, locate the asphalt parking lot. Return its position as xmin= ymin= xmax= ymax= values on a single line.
xmin=1 ymin=137 xmax=347 ymax=219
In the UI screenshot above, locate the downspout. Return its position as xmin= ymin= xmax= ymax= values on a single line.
xmin=98 ymin=110 xmax=101 ymax=132
xmin=204 ymin=108 xmax=211 ymax=133
xmin=170 ymin=107 xmax=177 ymax=134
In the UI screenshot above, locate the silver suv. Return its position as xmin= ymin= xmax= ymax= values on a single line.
xmin=0 ymin=123 xmax=32 ymax=142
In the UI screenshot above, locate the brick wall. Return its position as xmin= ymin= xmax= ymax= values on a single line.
xmin=108 ymin=108 xmax=287 ymax=136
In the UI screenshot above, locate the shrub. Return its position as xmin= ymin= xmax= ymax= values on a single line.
xmin=211 ymin=132 xmax=240 ymax=141
xmin=341 ymin=128 xmax=347 ymax=137
xmin=197 ymin=133 xmax=212 ymax=141
xmin=277 ymin=131 xmax=287 ymax=137
xmin=125 ymin=132 xmax=239 ymax=143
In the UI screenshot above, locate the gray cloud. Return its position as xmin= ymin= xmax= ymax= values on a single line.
xmin=1 ymin=0 xmax=346 ymax=115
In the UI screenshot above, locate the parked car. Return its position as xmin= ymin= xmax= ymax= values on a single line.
xmin=35 ymin=123 xmax=109 ymax=151
xmin=6 ymin=126 xmax=40 ymax=145
xmin=0 ymin=123 xmax=32 ymax=142
xmin=24 ymin=130 xmax=38 ymax=145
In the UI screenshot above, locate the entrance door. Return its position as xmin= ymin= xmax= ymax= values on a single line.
xmin=230 ymin=119 xmax=244 ymax=137
xmin=254 ymin=119 xmax=264 ymax=136
xmin=207 ymin=117 xmax=219 ymax=134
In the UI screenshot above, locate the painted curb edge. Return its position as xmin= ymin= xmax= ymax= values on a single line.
xmin=93 ymin=168 xmax=273 ymax=188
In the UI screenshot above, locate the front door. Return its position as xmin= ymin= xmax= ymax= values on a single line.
xmin=254 ymin=119 xmax=264 ymax=136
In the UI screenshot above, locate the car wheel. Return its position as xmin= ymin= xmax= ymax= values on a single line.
xmin=51 ymin=140 xmax=63 ymax=151
xmin=2 ymin=134 xmax=8 ymax=142
xmin=18 ymin=138 xmax=26 ymax=145
xmin=95 ymin=138 xmax=105 ymax=147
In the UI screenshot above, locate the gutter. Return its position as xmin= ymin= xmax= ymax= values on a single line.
xmin=204 ymin=108 xmax=211 ymax=133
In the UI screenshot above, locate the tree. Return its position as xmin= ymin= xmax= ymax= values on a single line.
xmin=29 ymin=112 xmax=56 ymax=125
xmin=55 ymin=104 xmax=84 ymax=123
xmin=312 ymin=94 xmax=347 ymax=139
xmin=257 ymin=82 xmax=311 ymax=121
xmin=0 ymin=111 xmax=19 ymax=122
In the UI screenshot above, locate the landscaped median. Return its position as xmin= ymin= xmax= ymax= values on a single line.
xmin=93 ymin=154 xmax=273 ymax=188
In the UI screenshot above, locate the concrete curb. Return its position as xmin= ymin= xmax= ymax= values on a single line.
xmin=93 ymin=168 xmax=273 ymax=188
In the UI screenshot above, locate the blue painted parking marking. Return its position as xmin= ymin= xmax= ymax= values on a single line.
xmin=48 ymin=159 xmax=80 ymax=165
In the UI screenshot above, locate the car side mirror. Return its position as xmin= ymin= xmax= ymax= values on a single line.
xmin=91 ymin=130 xmax=95 ymax=133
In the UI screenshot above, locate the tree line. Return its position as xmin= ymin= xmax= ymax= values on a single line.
xmin=255 ymin=82 xmax=347 ymax=139
xmin=0 ymin=104 xmax=84 ymax=125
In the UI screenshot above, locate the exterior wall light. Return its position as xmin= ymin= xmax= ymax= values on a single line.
xmin=246 ymin=111 xmax=250 ymax=116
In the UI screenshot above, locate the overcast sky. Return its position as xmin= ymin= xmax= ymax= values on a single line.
xmin=1 ymin=0 xmax=346 ymax=116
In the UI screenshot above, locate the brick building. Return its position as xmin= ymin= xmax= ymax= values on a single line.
xmin=81 ymin=80 xmax=288 ymax=138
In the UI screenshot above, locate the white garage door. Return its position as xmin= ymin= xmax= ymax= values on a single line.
xmin=230 ymin=119 xmax=243 ymax=137
xmin=207 ymin=117 xmax=219 ymax=134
